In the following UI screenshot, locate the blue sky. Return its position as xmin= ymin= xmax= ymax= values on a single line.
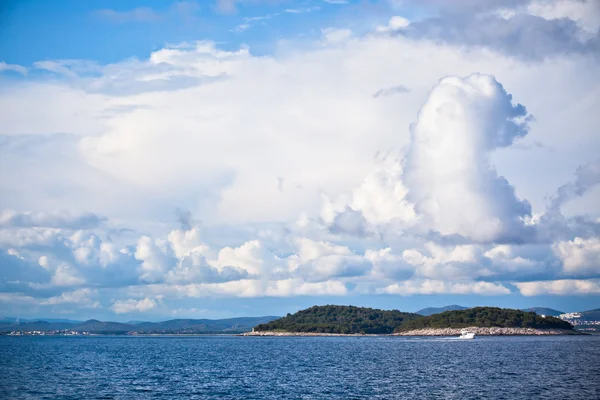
xmin=1 ymin=0 xmax=415 ymax=64
xmin=0 ymin=0 xmax=599 ymax=321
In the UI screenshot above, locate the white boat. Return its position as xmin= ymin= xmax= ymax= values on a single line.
xmin=459 ymin=330 xmax=475 ymax=339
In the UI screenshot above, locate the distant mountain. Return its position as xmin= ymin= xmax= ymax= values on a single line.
xmin=0 ymin=316 xmax=280 ymax=334
xmin=1 ymin=317 xmax=81 ymax=324
xmin=521 ymin=307 xmax=563 ymax=317
xmin=416 ymin=305 xmax=468 ymax=316
xmin=74 ymin=320 xmax=134 ymax=334
xmin=133 ymin=317 xmax=280 ymax=334
xmin=580 ymin=309 xmax=600 ymax=321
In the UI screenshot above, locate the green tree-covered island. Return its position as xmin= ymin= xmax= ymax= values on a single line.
xmin=248 ymin=305 xmax=577 ymax=336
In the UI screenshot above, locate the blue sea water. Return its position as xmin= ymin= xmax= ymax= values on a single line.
xmin=1 ymin=335 xmax=599 ymax=399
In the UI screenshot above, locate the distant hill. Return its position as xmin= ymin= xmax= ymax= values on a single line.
xmin=74 ymin=320 xmax=134 ymax=334
xmin=416 ymin=305 xmax=468 ymax=316
xmin=133 ymin=317 xmax=280 ymax=334
xmin=395 ymin=307 xmax=573 ymax=332
xmin=521 ymin=307 xmax=563 ymax=317
xmin=0 ymin=316 xmax=280 ymax=334
xmin=579 ymin=309 xmax=600 ymax=321
xmin=254 ymin=305 xmax=421 ymax=334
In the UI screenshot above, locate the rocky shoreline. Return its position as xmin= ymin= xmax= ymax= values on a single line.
xmin=241 ymin=331 xmax=380 ymax=337
xmin=242 ymin=327 xmax=579 ymax=337
xmin=393 ymin=327 xmax=580 ymax=336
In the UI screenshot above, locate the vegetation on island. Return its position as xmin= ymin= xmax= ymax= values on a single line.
xmin=253 ymin=305 xmax=421 ymax=334
xmin=253 ymin=306 xmax=575 ymax=334
xmin=394 ymin=307 xmax=573 ymax=332
xmin=521 ymin=307 xmax=564 ymax=317
xmin=416 ymin=305 xmax=468 ymax=316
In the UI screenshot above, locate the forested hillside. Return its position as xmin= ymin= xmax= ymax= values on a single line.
xmin=254 ymin=305 xmax=421 ymax=334
xmin=395 ymin=307 xmax=573 ymax=332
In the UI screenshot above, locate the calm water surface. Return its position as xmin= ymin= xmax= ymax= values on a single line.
xmin=1 ymin=335 xmax=599 ymax=399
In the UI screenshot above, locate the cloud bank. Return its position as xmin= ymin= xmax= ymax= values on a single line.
xmin=0 ymin=0 xmax=599 ymax=317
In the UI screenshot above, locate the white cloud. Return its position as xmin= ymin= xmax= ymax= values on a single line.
xmin=376 ymin=16 xmax=411 ymax=32
xmin=0 ymin=7 xmax=599 ymax=314
xmin=379 ymin=280 xmax=511 ymax=295
xmin=554 ymin=237 xmax=600 ymax=276
xmin=50 ymin=264 xmax=86 ymax=287
xmin=0 ymin=209 xmax=104 ymax=229
xmin=0 ymin=61 xmax=27 ymax=75
xmin=515 ymin=279 xmax=600 ymax=296
xmin=111 ymin=297 xmax=157 ymax=313
xmin=43 ymin=288 xmax=100 ymax=308
xmin=135 ymin=236 xmax=173 ymax=283
xmin=403 ymin=74 xmax=532 ymax=242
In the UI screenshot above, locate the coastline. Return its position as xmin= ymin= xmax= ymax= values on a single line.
xmin=395 ymin=327 xmax=580 ymax=336
xmin=243 ymin=327 xmax=580 ymax=337
xmin=240 ymin=331 xmax=381 ymax=337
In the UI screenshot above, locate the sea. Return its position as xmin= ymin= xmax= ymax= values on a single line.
xmin=1 ymin=335 xmax=599 ymax=399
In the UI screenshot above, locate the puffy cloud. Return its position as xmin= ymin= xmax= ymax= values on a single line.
xmin=553 ymin=237 xmax=600 ymax=276
xmin=135 ymin=236 xmax=175 ymax=283
xmin=404 ymin=74 xmax=532 ymax=242
xmin=111 ymin=297 xmax=157 ymax=314
xmin=379 ymin=280 xmax=511 ymax=295
xmin=43 ymin=288 xmax=100 ymax=308
xmin=0 ymin=7 xmax=599 ymax=316
xmin=515 ymin=279 xmax=600 ymax=296
xmin=136 ymin=278 xmax=348 ymax=298
xmin=49 ymin=264 xmax=86 ymax=287
xmin=325 ymin=74 xmax=533 ymax=243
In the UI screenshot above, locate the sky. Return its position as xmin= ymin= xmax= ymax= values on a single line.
xmin=0 ymin=0 xmax=599 ymax=321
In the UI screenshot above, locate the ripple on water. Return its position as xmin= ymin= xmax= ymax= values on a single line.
xmin=0 ymin=335 xmax=599 ymax=399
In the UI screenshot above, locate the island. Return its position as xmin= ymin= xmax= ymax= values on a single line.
xmin=394 ymin=307 xmax=577 ymax=336
xmin=249 ymin=305 xmax=421 ymax=334
xmin=244 ymin=305 xmax=579 ymax=336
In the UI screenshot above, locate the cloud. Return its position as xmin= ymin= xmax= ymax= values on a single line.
xmin=373 ymin=85 xmax=410 ymax=98
xmin=94 ymin=7 xmax=162 ymax=23
xmin=0 ymin=62 xmax=27 ymax=75
xmin=403 ymin=74 xmax=532 ymax=242
xmin=94 ymin=2 xmax=201 ymax=23
xmin=387 ymin=0 xmax=600 ymax=59
xmin=376 ymin=16 xmax=411 ymax=33
xmin=326 ymin=74 xmax=533 ymax=243
xmin=553 ymin=237 xmax=600 ymax=276
xmin=216 ymin=0 xmax=238 ymax=13
xmin=379 ymin=280 xmax=511 ymax=295
xmin=111 ymin=297 xmax=157 ymax=313
xmin=549 ymin=159 xmax=600 ymax=212
xmin=43 ymin=288 xmax=99 ymax=308
xmin=1 ymin=11 xmax=599 ymax=315
xmin=0 ymin=209 xmax=104 ymax=229
xmin=515 ymin=279 xmax=600 ymax=296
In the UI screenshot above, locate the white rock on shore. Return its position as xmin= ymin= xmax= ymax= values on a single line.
xmin=242 ymin=327 xmax=579 ymax=336
xmin=393 ymin=327 xmax=578 ymax=336
xmin=241 ymin=331 xmax=378 ymax=337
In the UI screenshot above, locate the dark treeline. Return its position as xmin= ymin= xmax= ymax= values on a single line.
xmin=255 ymin=306 xmax=574 ymax=334
xmin=394 ymin=307 xmax=573 ymax=332
xmin=254 ymin=305 xmax=421 ymax=334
